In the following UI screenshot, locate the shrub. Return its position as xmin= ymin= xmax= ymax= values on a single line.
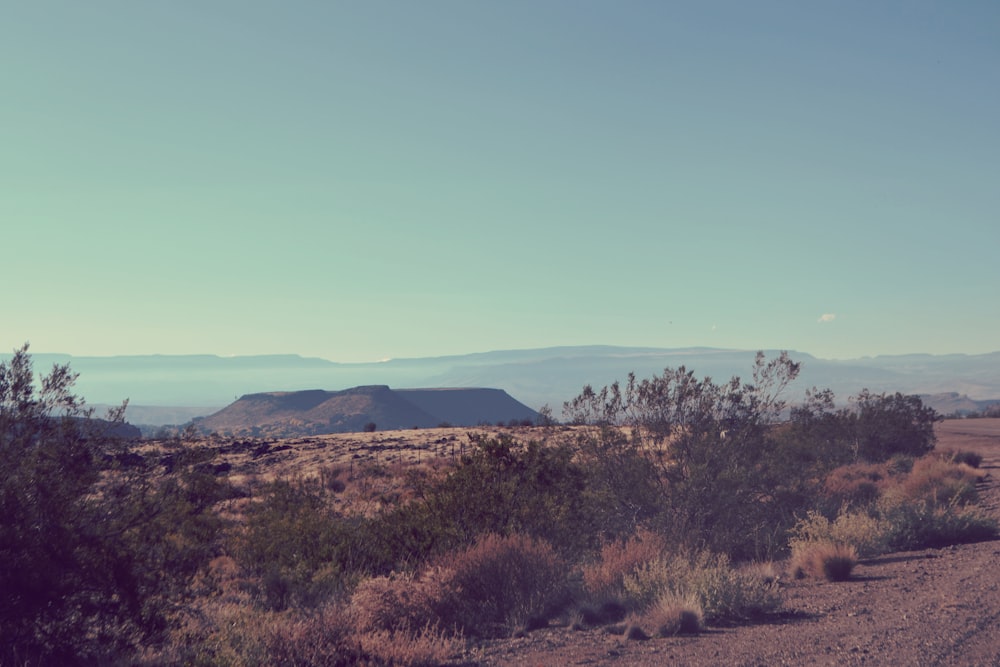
xmin=820 ymin=462 xmax=889 ymax=512
xmin=231 ymin=477 xmax=349 ymax=610
xmin=350 ymin=434 xmax=598 ymax=573
xmin=879 ymin=499 xmax=999 ymax=550
xmin=886 ymin=456 xmax=983 ymax=507
xmin=155 ymin=603 xmax=363 ymax=667
xmin=790 ymin=541 xmax=858 ymax=581
xmin=790 ymin=509 xmax=889 ymax=559
xmin=349 ymin=569 xmax=452 ymax=635
xmin=565 ymin=353 xmax=858 ymax=560
xmin=851 ymin=390 xmax=940 ymax=462
xmin=620 ymin=551 xmax=782 ymax=623
xmin=158 ymin=601 xmax=458 ymax=667
xmin=936 ymin=448 xmax=983 ymax=468
xmin=642 ymin=591 xmax=703 ymax=636
xmin=0 ymin=345 xmax=226 ymax=665
xmin=434 ymin=533 xmax=571 ymax=637
xmin=681 ymin=554 xmax=784 ymax=622
xmin=620 ymin=555 xmax=690 ymax=610
xmin=581 ymin=529 xmax=668 ymax=602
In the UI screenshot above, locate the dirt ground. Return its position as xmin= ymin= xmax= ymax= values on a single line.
xmin=458 ymin=419 xmax=1000 ymax=667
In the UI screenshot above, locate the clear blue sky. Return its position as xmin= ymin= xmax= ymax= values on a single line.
xmin=3 ymin=1 xmax=998 ymax=362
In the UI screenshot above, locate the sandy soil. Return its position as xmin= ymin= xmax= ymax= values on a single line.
xmin=458 ymin=419 xmax=1000 ymax=667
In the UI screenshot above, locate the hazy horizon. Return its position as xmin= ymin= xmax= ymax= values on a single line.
xmin=5 ymin=343 xmax=1000 ymax=365
xmin=5 ymin=2 xmax=998 ymax=363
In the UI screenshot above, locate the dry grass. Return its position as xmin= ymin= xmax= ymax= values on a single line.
xmin=355 ymin=624 xmax=461 ymax=667
xmin=790 ymin=509 xmax=889 ymax=558
xmin=934 ymin=448 xmax=984 ymax=468
xmin=149 ymin=598 xmax=459 ymax=667
xmin=619 ymin=550 xmax=783 ymax=623
xmin=886 ymin=456 xmax=984 ymax=507
xmin=790 ymin=541 xmax=858 ymax=581
xmin=149 ymin=602 xmax=361 ymax=667
xmin=640 ymin=592 xmax=704 ymax=636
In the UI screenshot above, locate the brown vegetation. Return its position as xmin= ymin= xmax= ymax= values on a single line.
xmin=6 ymin=343 xmax=1000 ymax=666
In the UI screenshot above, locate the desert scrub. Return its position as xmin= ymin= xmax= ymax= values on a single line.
xmin=433 ymin=533 xmax=572 ymax=637
xmin=621 ymin=551 xmax=782 ymax=623
xmin=157 ymin=603 xmax=364 ymax=667
xmin=581 ymin=529 xmax=669 ymax=602
xmin=879 ymin=497 xmax=999 ymax=550
xmin=355 ymin=624 xmax=460 ymax=667
xmin=873 ymin=454 xmax=997 ymax=550
xmin=639 ymin=591 xmax=704 ymax=636
xmin=154 ymin=601 xmax=457 ymax=667
xmin=885 ymin=456 xmax=984 ymax=507
xmin=790 ymin=541 xmax=858 ymax=581
xmin=819 ymin=462 xmax=890 ymax=512
xmin=934 ymin=448 xmax=983 ymax=468
xmin=349 ymin=570 xmax=452 ymax=634
xmin=790 ymin=509 xmax=889 ymax=559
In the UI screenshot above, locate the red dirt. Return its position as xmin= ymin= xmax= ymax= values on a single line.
xmin=458 ymin=419 xmax=1000 ymax=667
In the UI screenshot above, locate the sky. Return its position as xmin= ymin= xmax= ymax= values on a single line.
xmin=3 ymin=1 xmax=998 ymax=363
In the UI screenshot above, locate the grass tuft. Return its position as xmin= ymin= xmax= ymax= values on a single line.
xmin=790 ymin=541 xmax=858 ymax=581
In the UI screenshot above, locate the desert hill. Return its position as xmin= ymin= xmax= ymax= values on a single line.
xmin=919 ymin=392 xmax=1000 ymax=416
xmin=193 ymin=385 xmax=539 ymax=437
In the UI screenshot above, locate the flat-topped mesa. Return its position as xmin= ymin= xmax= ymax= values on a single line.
xmin=193 ymin=386 xmax=539 ymax=437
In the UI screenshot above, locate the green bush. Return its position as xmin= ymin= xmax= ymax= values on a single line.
xmin=851 ymin=390 xmax=941 ymax=462
xmin=0 ymin=345 xmax=226 ymax=665
xmin=163 ymin=603 xmax=364 ymax=667
xmin=232 ymin=477 xmax=350 ymax=610
xmin=879 ymin=499 xmax=998 ymax=550
xmin=565 ymin=353 xmax=842 ymax=560
xmin=344 ymin=433 xmax=600 ymax=577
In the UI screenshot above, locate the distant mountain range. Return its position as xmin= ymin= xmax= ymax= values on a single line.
xmin=7 ymin=346 xmax=1000 ymax=425
xmin=193 ymin=386 xmax=539 ymax=437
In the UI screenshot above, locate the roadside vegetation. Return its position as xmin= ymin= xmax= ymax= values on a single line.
xmin=2 ymin=346 xmax=996 ymax=665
